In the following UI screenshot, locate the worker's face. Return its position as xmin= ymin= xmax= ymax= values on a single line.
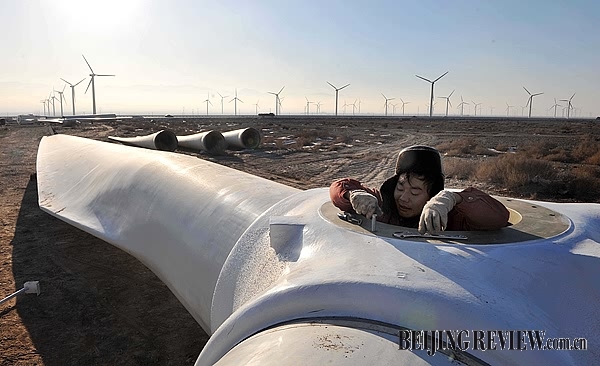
xmin=394 ymin=174 xmax=431 ymax=218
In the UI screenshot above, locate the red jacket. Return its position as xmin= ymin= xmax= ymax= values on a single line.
xmin=329 ymin=178 xmax=509 ymax=231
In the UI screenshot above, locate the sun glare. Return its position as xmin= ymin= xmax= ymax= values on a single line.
xmin=56 ymin=0 xmax=142 ymax=29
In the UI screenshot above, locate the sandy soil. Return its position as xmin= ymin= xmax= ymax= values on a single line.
xmin=1 ymin=116 xmax=598 ymax=365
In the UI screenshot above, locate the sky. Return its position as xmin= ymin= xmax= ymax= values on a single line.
xmin=1 ymin=0 xmax=599 ymax=117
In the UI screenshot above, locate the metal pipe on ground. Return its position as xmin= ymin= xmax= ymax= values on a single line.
xmin=108 ymin=130 xmax=178 ymax=152
xmin=222 ymin=128 xmax=261 ymax=150
xmin=177 ymin=130 xmax=227 ymax=155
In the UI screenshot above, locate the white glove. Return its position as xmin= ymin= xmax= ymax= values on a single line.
xmin=418 ymin=190 xmax=457 ymax=234
xmin=349 ymin=190 xmax=383 ymax=219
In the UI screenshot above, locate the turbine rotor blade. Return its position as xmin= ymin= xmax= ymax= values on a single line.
xmin=75 ymin=78 xmax=86 ymax=86
xmin=433 ymin=71 xmax=449 ymax=83
xmin=96 ymin=74 xmax=116 ymax=77
xmin=415 ymin=75 xmax=432 ymax=83
xmin=449 ymin=89 xmax=455 ymax=98
xmin=60 ymin=78 xmax=73 ymax=86
xmin=523 ymin=86 xmax=531 ymax=95
xmin=339 ymin=83 xmax=350 ymax=90
xmin=85 ymin=77 xmax=93 ymax=94
xmin=278 ymin=86 xmax=285 ymax=94
xmin=326 ymin=81 xmax=336 ymax=89
xmin=82 ymin=54 xmax=94 ymax=73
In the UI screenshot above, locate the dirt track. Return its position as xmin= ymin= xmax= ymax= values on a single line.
xmin=1 ymin=116 xmax=598 ymax=365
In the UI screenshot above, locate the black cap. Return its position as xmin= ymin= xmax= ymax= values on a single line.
xmin=395 ymin=145 xmax=443 ymax=176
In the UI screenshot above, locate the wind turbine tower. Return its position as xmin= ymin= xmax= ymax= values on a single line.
xmin=523 ymin=86 xmax=543 ymax=118
xmin=415 ymin=71 xmax=448 ymax=117
xmin=560 ymin=93 xmax=576 ymax=119
xmin=229 ymin=89 xmax=243 ymax=116
xmin=82 ymin=55 xmax=115 ymax=115
xmin=268 ymin=86 xmax=285 ymax=115
xmin=381 ymin=93 xmax=395 ymax=116
xmin=438 ymin=89 xmax=454 ymax=117
xmin=61 ymin=78 xmax=86 ymax=115
xmin=327 ymin=81 xmax=350 ymax=116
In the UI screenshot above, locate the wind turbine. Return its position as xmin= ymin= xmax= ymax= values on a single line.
xmin=415 ymin=71 xmax=448 ymax=116
xmin=523 ymin=86 xmax=543 ymax=118
xmin=550 ymin=99 xmax=561 ymax=118
xmin=268 ymin=86 xmax=285 ymax=115
xmin=305 ymin=97 xmax=313 ymax=115
xmin=40 ymin=100 xmax=46 ymax=116
xmin=357 ymin=99 xmax=362 ymax=114
xmin=391 ymin=103 xmax=398 ymax=115
xmin=342 ymin=100 xmax=348 ymax=115
xmin=399 ymin=98 xmax=409 ymax=115
xmin=49 ymin=92 xmax=57 ymax=116
xmin=489 ymin=106 xmax=495 ymax=116
xmin=315 ymin=101 xmax=322 ymax=114
xmin=278 ymin=97 xmax=285 ymax=114
xmin=229 ymin=89 xmax=243 ymax=115
xmin=54 ymin=85 xmax=67 ymax=117
xmin=560 ymin=93 xmax=576 ymax=119
xmin=505 ymin=103 xmax=513 ymax=117
xmin=471 ymin=100 xmax=482 ymax=116
xmin=327 ymin=81 xmax=350 ymax=116
xmin=381 ymin=93 xmax=395 ymax=116
xmin=438 ymin=89 xmax=454 ymax=117
xmin=203 ymin=93 xmax=212 ymax=115
xmin=457 ymin=96 xmax=468 ymax=116
xmin=350 ymin=99 xmax=358 ymax=115
xmin=82 ymin=55 xmax=115 ymax=115
xmin=61 ymin=78 xmax=86 ymax=115
xmin=217 ymin=92 xmax=229 ymax=115
xmin=253 ymin=100 xmax=260 ymax=114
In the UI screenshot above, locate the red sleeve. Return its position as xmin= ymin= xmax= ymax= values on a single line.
xmin=329 ymin=178 xmax=381 ymax=213
xmin=447 ymin=187 xmax=510 ymax=231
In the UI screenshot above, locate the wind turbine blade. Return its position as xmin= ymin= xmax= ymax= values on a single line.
xmin=523 ymin=86 xmax=531 ymax=95
xmin=448 ymin=100 xmax=452 ymax=107
xmin=62 ymin=84 xmax=66 ymax=92
xmin=96 ymin=74 xmax=116 ymax=77
xmin=381 ymin=93 xmax=386 ymax=99
xmin=75 ymin=78 xmax=86 ymax=86
xmin=82 ymin=54 xmax=94 ymax=73
xmin=415 ymin=75 xmax=432 ymax=83
xmin=433 ymin=71 xmax=449 ymax=83
xmin=60 ymin=78 xmax=72 ymax=86
xmin=279 ymin=86 xmax=285 ymax=94
xmin=570 ymin=93 xmax=576 ymax=100
xmin=326 ymin=81 xmax=336 ymax=89
xmin=533 ymin=93 xmax=543 ymax=96
xmin=238 ymin=99 xmax=244 ymax=103
xmin=85 ymin=78 xmax=93 ymax=94
xmin=389 ymin=98 xmax=395 ymax=101
xmin=340 ymin=84 xmax=350 ymax=90
xmin=268 ymin=92 xmax=276 ymax=96
xmin=449 ymin=89 xmax=455 ymax=98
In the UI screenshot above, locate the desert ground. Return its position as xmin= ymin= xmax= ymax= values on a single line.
xmin=1 ymin=115 xmax=599 ymax=365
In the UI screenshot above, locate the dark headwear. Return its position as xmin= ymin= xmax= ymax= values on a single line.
xmin=394 ymin=145 xmax=444 ymax=196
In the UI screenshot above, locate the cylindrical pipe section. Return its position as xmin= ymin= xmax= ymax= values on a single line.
xmin=177 ymin=130 xmax=227 ymax=154
xmin=222 ymin=128 xmax=261 ymax=150
xmin=108 ymin=130 xmax=178 ymax=151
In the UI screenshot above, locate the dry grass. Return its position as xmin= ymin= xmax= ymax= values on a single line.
xmin=437 ymin=138 xmax=498 ymax=156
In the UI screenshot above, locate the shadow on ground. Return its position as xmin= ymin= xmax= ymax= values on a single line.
xmin=10 ymin=178 xmax=207 ymax=365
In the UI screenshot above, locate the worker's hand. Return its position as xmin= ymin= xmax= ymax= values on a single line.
xmin=349 ymin=190 xmax=383 ymax=219
xmin=418 ymin=190 xmax=458 ymax=234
